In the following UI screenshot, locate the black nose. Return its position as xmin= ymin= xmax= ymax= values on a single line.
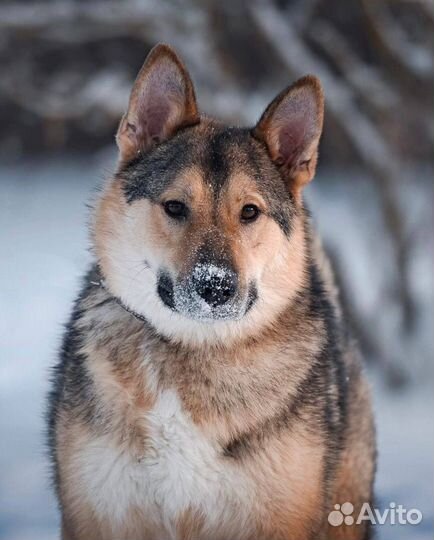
xmin=194 ymin=269 xmax=238 ymax=307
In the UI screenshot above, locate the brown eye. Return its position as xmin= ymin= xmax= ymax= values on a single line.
xmin=163 ymin=200 xmax=188 ymax=220
xmin=240 ymin=204 xmax=260 ymax=223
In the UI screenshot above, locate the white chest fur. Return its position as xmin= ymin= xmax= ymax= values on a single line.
xmin=75 ymin=389 xmax=255 ymax=539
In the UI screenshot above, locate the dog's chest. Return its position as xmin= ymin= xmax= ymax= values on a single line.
xmin=77 ymin=389 xmax=254 ymax=536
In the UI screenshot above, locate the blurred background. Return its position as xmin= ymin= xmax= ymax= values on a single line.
xmin=0 ymin=0 xmax=433 ymax=539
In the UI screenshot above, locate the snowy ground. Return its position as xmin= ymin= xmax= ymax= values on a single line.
xmin=1 ymin=157 xmax=432 ymax=540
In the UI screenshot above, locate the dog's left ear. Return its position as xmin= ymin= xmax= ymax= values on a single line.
xmin=253 ymin=75 xmax=324 ymax=197
xmin=116 ymin=43 xmax=199 ymax=162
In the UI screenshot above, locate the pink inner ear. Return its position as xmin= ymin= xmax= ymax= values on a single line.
xmin=133 ymin=61 xmax=186 ymax=148
xmin=272 ymin=90 xmax=320 ymax=168
xmin=136 ymin=99 xmax=172 ymax=145
xmin=278 ymin=117 xmax=308 ymax=167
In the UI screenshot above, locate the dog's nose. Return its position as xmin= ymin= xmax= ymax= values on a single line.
xmin=193 ymin=267 xmax=238 ymax=307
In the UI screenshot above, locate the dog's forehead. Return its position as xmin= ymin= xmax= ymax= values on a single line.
xmin=120 ymin=122 xmax=293 ymax=233
xmin=122 ymin=124 xmax=273 ymax=199
xmin=201 ymin=126 xmax=261 ymax=191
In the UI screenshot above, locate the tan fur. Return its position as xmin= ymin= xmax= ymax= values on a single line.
xmin=175 ymin=508 xmax=206 ymax=540
xmin=224 ymin=172 xmax=306 ymax=302
xmin=57 ymin=419 xmax=103 ymax=540
xmin=328 ymin=355 xmax=375 ymax=540
xmin=154 ymin=301 xmax=324 ymax=444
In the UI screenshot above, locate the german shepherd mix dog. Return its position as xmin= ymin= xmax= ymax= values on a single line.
xmin=48 ymin=44 xmax=375 ymax=540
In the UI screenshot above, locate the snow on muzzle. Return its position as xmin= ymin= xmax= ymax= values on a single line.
xmin=157 ymin=264 xmax=255 ymax=321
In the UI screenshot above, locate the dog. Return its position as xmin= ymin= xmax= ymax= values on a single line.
xmin=48 ymin=43 xmax=376 ymax=540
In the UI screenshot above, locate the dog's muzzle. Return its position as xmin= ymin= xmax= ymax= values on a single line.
xmin=157 ymin=264 xmax=256 ymax=321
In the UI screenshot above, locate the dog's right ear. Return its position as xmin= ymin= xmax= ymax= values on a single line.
xmin=252 ymin=75 xmax=324 ymax=199
xmin=116 ymin=44 xmax=199 ymax=162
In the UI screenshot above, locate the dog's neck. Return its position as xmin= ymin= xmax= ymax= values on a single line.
xmin=91 ymin=272 xmax=148 ymax=324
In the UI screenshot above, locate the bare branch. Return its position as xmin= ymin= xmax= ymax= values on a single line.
xmin=361 ymin=0 xmax=434 ymax=85
xmin=306 ymin=20 xmax=399 ymax=110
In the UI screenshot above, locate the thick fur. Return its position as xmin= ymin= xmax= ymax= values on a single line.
xmin=48 ymin=45 xmax=375 ymax=540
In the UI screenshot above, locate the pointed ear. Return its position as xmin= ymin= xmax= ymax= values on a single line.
xmin=252 ymin=75 xmax=324 ymax=197
xmin=116 ymin=44 xmax=199 ymax=162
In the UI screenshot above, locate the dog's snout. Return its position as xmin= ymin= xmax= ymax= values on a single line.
xmin=193 ymin=266 xmax=237 ymax=307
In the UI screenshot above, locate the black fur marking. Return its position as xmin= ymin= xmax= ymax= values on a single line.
xmin=196 ymin=241 xmax=236 ymax=273
xmin=121 ymin=129 xmax=196 ymax=203
xmin=308 ymin=260 xmax=349 ymax=444
xmin=205 ymin=128 xmax=232 ymax=194
xmin=269 ymin=207 xmax=291 ymax=236
xmin=245 ymin=283 xmax=258 ymax=313
xmin=46 ymin=268 xmax=100 ymax=497
xmin=222 ymin=358 xmax=324 ymax=460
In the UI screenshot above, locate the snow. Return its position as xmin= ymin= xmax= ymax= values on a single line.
xmin=0 ymin=158 xmax=432 ymax=539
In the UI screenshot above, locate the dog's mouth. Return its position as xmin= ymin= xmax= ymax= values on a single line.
xmin=157 ymin=269 xmax=257 ymax=322
xmin=157 ymin=272 xmax=176 ymax=310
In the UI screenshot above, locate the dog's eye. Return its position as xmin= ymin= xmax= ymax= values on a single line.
xmin=163 ymin=200 xmax=188 ymax=220
xmin=240 ymin=204 xmax=260 ymax=223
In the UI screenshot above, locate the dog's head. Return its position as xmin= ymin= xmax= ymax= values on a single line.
xmin=94 ymin=44 xmax=324 ymax=344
